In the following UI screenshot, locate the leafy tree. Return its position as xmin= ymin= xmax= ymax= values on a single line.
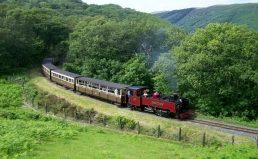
xmin=152 ymin=72 xmax=171 ymax=95
xmin=0 ymin=6 xmax=70 ymax=72
xmin=175 ymin=23 xmax=258 ymax=119
xmin=112 ymin=55 xmax=153 ymax=88
xmin=152 ymin=53 xmax=177 ymax=92
xmin=65 ymin=15 xmax=185 ymax=82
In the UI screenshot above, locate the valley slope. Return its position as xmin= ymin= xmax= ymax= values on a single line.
xmin=155 ymin=3 xmax=258 ymax=32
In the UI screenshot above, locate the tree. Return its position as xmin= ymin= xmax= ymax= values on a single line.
xmin=152 ymin=72 xmax=171 ymax=95
xmin=152 ymin=53 xmax=177 ymax=93
xmin=0 ymin=6 xmax=70 ymax=71
xmin=174 ymin=23 xmax=258 ymax=119
xmin=112 ymin=55 xmax=154 ymax=88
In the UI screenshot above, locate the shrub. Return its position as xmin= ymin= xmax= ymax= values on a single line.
xmin=115 ymin=116 xmax=128 ymax=129
xmin=96 ymin=113 xmax=110 ymax=126
xmin=83 ymin=108 xmax=97 ymax=123
xmin=126 ymin=119 xmax=136 ymax=130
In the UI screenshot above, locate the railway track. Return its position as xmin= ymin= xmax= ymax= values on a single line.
xmin=191 ymin=119 xmax=258 ymax=135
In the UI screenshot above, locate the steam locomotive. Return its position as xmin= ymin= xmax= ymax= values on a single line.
xmin=42 ymin=59 xmax=192 ymax=119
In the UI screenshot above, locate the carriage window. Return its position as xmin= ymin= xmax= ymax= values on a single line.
xmin=69 ymin=79 xmax=71 ymax=82
xmin=92 ymin=83 xmax=99 ymax=89
xmin=109 ymin=88 xmax=115 ymax=93
xmin=79 ymin=80 xmax=84 ymax=85
xmin=66 ymin=77 xmax=68 ymax=81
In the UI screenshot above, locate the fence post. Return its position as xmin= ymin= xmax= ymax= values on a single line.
xmin=137 ymin=122 xmax=140 ymax=134
xmin=256 ymin=136 xmax=258 ymax=148
xmin=157 ymin=125 xmax=161 ymax=138
xmin=119 ymin=117 xmax=122 ymax=130
xmin=178 ymin=127 xmax=182 ymax=141
xmin=102 ymin=116 xmax=106 ymax=126
xmin=63 ymin=108 xmax=67 ymax=120
xmin=74 ymin=110 xmax=77 ymax=120
xmin=202 ymin=132 xmax=206 ymax=147
xmin=232 ymin=136 xmax=234 ymax=145
xmin=45 ymin=103 xmax=48 ymax=113
xmin=89 ymin=115 xmax=92 ymax=124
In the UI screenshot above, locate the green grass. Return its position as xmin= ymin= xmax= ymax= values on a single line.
xmin=24 ymin=126 xmax=258 ymax=159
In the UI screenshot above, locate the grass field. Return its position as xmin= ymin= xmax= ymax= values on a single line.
xmin=23 ymin=125 xmax=258 ymax=159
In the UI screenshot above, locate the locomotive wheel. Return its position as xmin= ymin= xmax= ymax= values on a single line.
xmin=128 ymin=104 xmax=134 ymax=110
xmin=170 ymin=113 xmax=176 ymax=118
xmin=155 ymin=109 xmax=162 ymax=116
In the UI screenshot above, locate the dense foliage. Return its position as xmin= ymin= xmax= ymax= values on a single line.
xmin=156 ymin=3 xmax=258 ymax=32
xmin=112 ymin=55 xmax=154 ymax=88
xmin=0 ymin=0 xmax=185 ymax=91
xmin=152 ymin=53 xmax=177 ymax=95
xmin=175 ymin=23 xmax=258 ymax=119
xmin=64 ymin=14 xmax=185 ymax=87
xmin=0 ymin=4 xmax=70 ymax=71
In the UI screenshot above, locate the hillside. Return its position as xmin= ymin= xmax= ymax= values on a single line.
xmin=155 ymin=3 xmax=258 ymax=32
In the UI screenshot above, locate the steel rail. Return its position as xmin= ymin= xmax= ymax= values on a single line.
xmin=191 ymin=119 xmax=258 ymax=135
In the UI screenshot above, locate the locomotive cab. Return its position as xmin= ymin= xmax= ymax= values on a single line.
xmin=127 ymin=86 xmax=147 ymax=110
xmin=176 ymin=98 xmax=192 ymax=119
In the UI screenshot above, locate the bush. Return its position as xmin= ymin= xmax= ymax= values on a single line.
xmin=96 ymin=113 xmax=110 ymax=125
xmin=115 ymin=116 xmax=128 ymax=129
xmin=126 ymin=119 xmax=137 ymax=130
xmin=114 ymin=116 xmax=137 ymax=130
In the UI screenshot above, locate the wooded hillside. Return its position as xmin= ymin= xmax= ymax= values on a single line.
xmin=155 ymin=3 xmax=258 ymax=32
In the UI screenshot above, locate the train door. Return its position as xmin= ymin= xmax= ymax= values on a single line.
xmin=127 ymin=86 xmax=147 ymax=109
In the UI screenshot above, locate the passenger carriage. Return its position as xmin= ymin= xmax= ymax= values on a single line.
xmin=76 ymin=77 xmax=128 ymax=105
xmin=42 ymin=63 xmax=58 ymax=80
xmin=51 ymin=69 xmax=81 ymax=90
